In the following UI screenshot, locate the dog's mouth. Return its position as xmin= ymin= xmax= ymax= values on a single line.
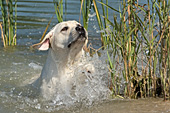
xmin=67 ymin=35 xmax=87 ymax=48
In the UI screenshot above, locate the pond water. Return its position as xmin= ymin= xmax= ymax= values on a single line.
xmin=0 ymin=0 xmax=170 ymax=113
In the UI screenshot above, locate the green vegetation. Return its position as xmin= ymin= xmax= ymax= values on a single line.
xmin=0 ymin=0 xmax=17 ymax=47
xmin=98 ymin=0 xmax=170 ymax=100
xmin=52 ymin=0 xmax=170 ymax=100
xmin=53 ymin=0 xmax=65 ymax=23
xmin=79 ymin=0 xmax=92 ymax=30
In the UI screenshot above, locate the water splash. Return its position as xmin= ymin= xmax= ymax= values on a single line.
xmin=28 ymin=62 xmax=42 ymax=70
xmin=49 ymin=52 xmax=111 ymax=107
xmin=0 ymin=50 xmax=111 ymax=112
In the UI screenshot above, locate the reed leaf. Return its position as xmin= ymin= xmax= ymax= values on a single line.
xmin=126 ymin=26 xmax=138 ymax=42
xmin=102 ymin=16 xmax=114 ymax=27
xmin=0 ymin=0 xmax=17 ymax=46
xmin=92 ymin=0 xmax=105 ymax=45
xmin=98 ymin=1 xmax=120 ymax=13
xmin=53 ymin=0 xmax=63 ymax=23
xmin=40 ymin=15 xmax=55 ymax=42
xmin=80 ymin=0 xmax=92 ymax=30
xmin=107 ymin=51 xmax=113 ymax=69
xmin=0 ymin=22 xmax=6 ymax=47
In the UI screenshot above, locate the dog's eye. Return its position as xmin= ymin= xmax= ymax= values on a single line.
xmin=61 ymin=26 xmax=68 ymax=32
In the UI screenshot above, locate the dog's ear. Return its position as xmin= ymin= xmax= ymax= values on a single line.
xmin=31 ymin=31 xmax=54 ymax=51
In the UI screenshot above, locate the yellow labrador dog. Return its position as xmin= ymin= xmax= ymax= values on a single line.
xmin=32 ymin=20 xmax=93 ymax=100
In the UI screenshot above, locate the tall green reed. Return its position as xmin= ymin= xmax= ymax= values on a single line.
xmin=168 ymin=16 xmax=170 ymax=100
xmin=79 ymin=0 xmax=92 ymax=30
xmin=0 ymin=0 xmax=17 ymax=47
xmin=53 ymin=0 xmax=64 ymax=23
xmin=157 ymin=0 xmax=170 ymax=100
xmin=98 ymin=0 xmax=170 ymax=99
xmin=93 ymin=0 xmax=110 ymax=46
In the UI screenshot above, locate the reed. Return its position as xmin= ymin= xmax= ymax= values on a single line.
xmin=53 ymin=0 xmax=64 ymax=23
xmin=98 ymin=0 xmax=170 ymax=99
xmin=0 ymin=0 xmax=17 ymax=47
xmin=158 ymin=0 xmax=170 ymax=100
xmin=79 ymin=0 xmax=92 ymax=30
xmin=92 ymin=0 xmax=104 ymax=46
xmin=37 ymin=0 xmax=170 ymax=100
xmin=168 ymin=16 xmax=170 ymax=99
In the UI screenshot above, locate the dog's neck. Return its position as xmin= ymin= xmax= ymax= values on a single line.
xmin=40 ymin=47 xmax=84 ymax=81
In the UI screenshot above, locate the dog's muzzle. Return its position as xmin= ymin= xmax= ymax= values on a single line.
xmin=75 ymin=26 xmax=86 ymax=38
xmin=67 ymin=25 xmax=87 ymax=48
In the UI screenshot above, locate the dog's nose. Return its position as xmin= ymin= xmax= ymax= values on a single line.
xmin=75 ymin=26 xmax=85 ymax=37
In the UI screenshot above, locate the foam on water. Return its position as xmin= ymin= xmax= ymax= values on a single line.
xmin=50 ymin=52 xmax=111 ymax=106
xmin=0 ymin=49 xmax=111 ymax=112
xmin=28 ymin=62 xmax=42 ymax=70
xmin=41 ymin=51 xmax=111 ymax=112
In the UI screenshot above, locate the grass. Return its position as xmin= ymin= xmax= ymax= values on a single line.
xmin=0 ymin=0 xmax=17 ymax=47
xmin=97 ymin=0 xmax=170 ymax=100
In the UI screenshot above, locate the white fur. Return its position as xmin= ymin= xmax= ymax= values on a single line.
xmin=32 ymin=20 xmax=94 ymax=100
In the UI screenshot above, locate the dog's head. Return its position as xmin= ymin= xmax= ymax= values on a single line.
xmin=32 ymin=20 xmax=88 ymax=51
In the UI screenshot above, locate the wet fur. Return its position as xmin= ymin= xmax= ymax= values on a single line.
xmin=31 ymin=20 xmax=92 ymax=100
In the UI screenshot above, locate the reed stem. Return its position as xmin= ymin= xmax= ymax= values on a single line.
xmin=0 ymin=0 xmax=17 ymax=47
